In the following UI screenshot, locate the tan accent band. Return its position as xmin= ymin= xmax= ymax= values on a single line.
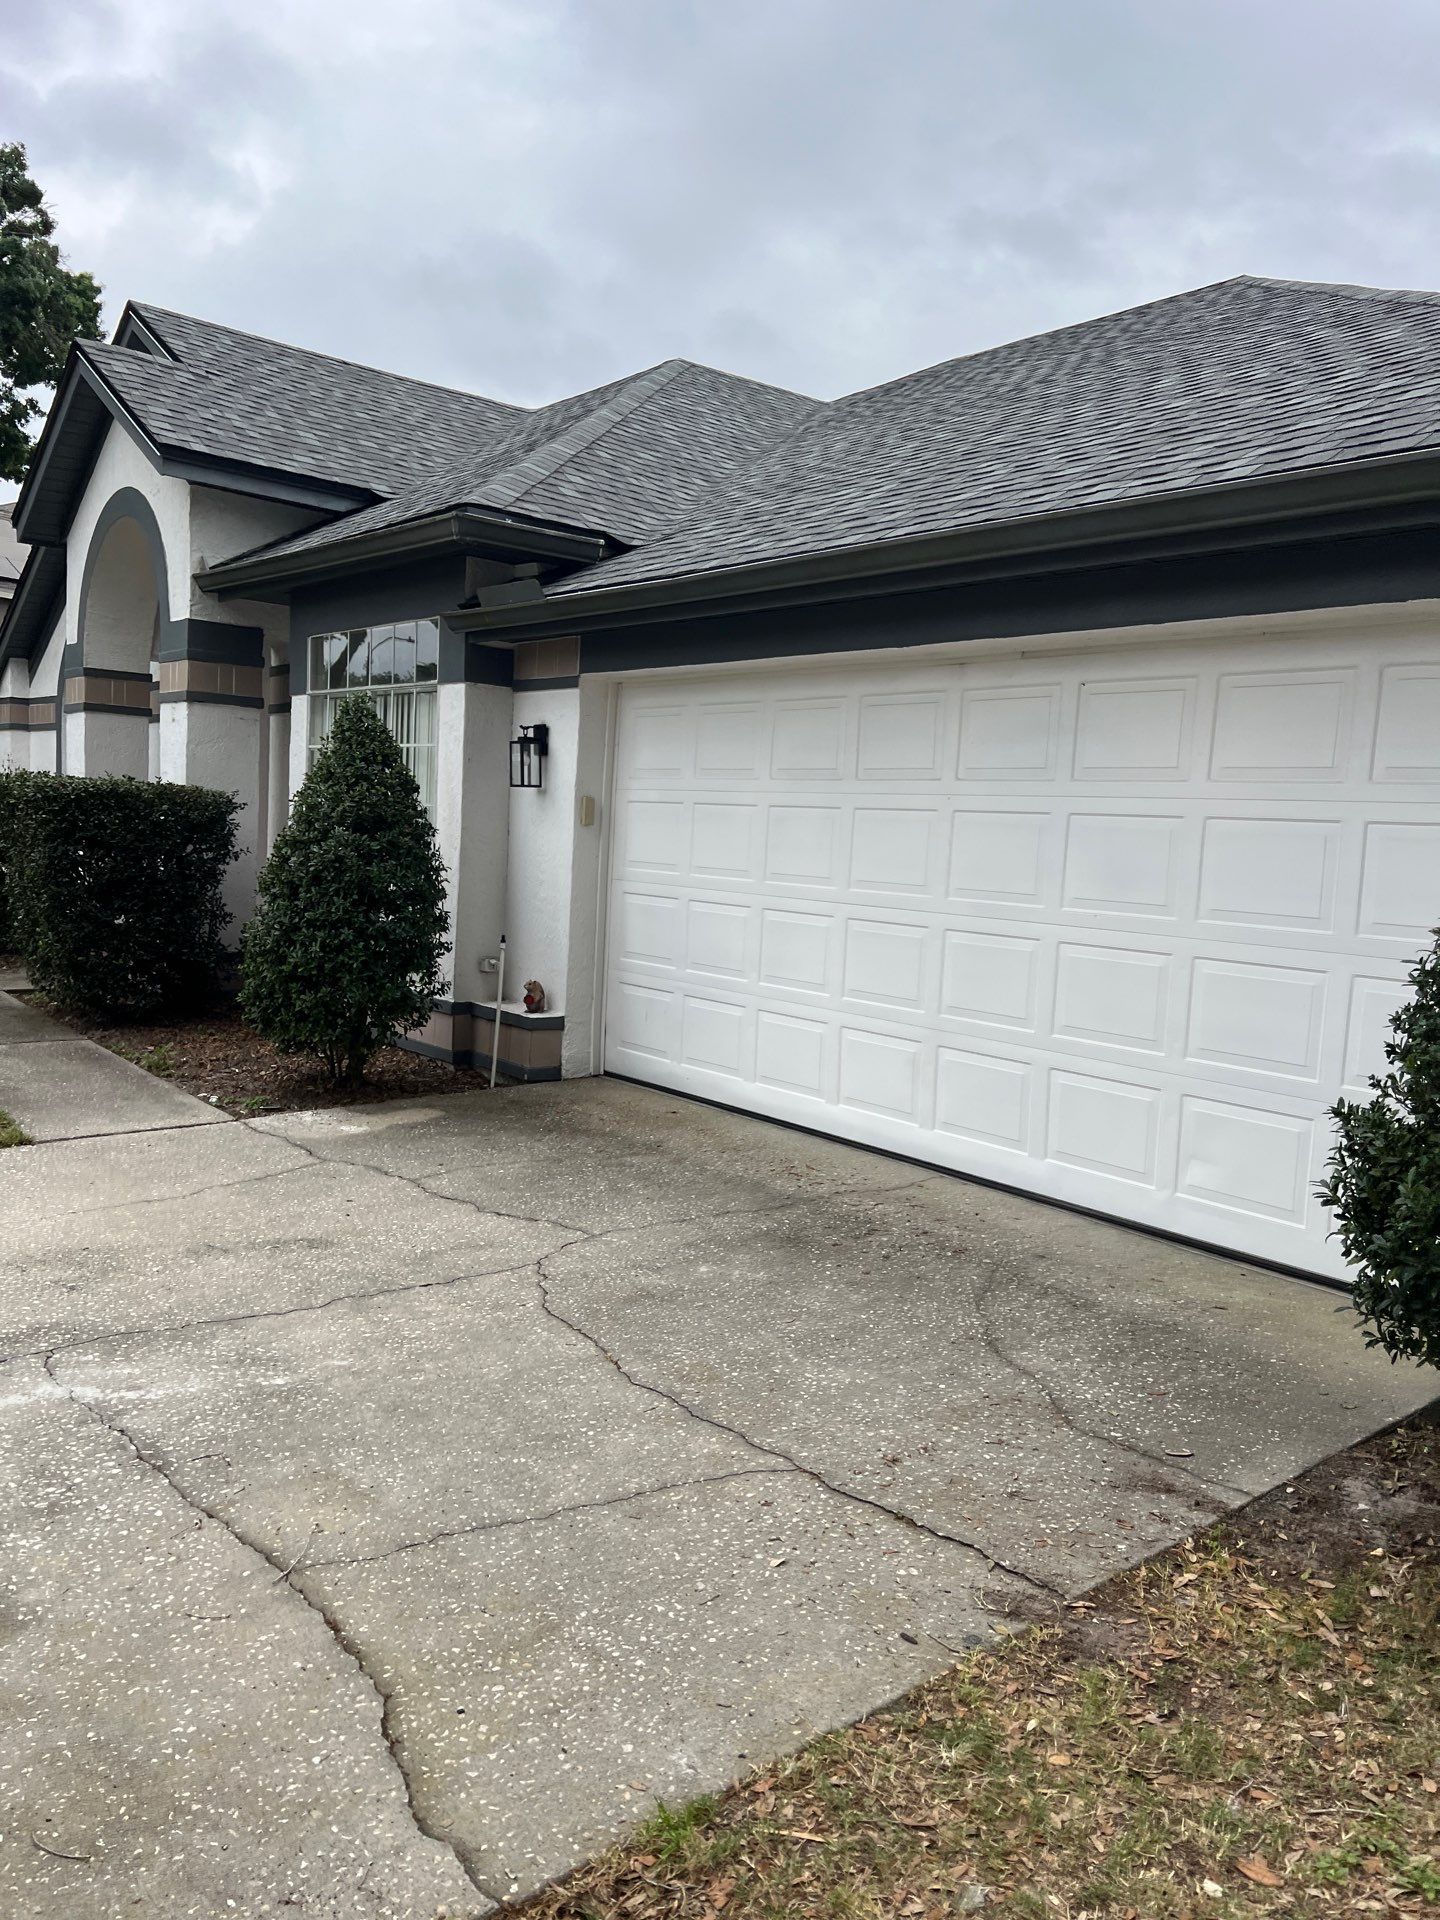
xmin=63 ymin=674 xmax=154 ymax=714
xmin=0 ymin=697 xmax=58 ymax=730
xmin=157 ymin=660 xmax=265 ymax=701
xmin=512 ymin=635 xmax=580 ymax=683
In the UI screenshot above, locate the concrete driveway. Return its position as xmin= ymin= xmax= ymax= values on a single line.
xmin=0 ymin=1078 xmax=1430 ymax=1916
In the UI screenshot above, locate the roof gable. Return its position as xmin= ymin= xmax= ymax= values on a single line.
xmin=203 ymin=356 xmax=823 ymax=580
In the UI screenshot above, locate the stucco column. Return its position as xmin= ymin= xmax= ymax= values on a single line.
xmin=155 ymin=620 xmax=266 ymax=928
xmin=61 ymin=668 xmax=153 ymax=778
xmin=433 ymin=675 xmax=512 ymax=1055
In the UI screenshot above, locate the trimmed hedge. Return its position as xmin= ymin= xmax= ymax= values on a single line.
xmin=3 ymin=771 xmax=239 ymax=1019
xmin=0 ymin=770 xmax=23 ymax=950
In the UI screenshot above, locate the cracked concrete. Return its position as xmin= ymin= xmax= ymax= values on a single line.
xmin=0 ymin=1076 xmax=1431 ymax=1912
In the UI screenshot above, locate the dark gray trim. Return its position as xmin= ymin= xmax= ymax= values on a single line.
xmin=158 ymin=618 xmax=264 ymax=666
xmin=579 ymin=521 xmax=1440 ymax=678
xmin=395 ymin=1033 xmax=562 ymax=1081
xmin=66 ymin=664 xmax=152 ymax=684
xmin=113 ymin=304 xmax=178 ymax=360
xmin=290 ymin=561 xmax=477 ymax=693
xmin=15 ymin=356 xmax=164 ymax=549
xmin=0 ymin=546 xmax=66 ymax=667
xmin=469 ymin=450 xmax=1440 ymax=639
xmin=464 ymin=642 xmax=515 ymax=687
xmin=159 ymin=454 xmax=368 ymax=515
xmin=14 ymin=343 xmax=370 ymax=551
xmin=513 ymin=673 xmax=579 ymax=691
xmin=200 ymin=505 xmax=611 ymax=597
xmin=157 ymin=689 xmax=264 ymax=709
xmin=63 ymin=698 xmax=150 ymax=717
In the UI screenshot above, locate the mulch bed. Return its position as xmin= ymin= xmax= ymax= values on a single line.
xmin=36 ymin=1002 xmax=499 ymax=1115
xmin=526 ymin=1407 xmax=1440 ymax=1919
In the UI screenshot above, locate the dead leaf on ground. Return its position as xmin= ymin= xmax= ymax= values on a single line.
xmin=1237 ymin=1855 xmax=1284 ymax=1886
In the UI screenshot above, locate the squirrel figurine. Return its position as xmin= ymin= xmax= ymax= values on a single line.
xmin=523 ymin=979 xmax=547 ymax=1014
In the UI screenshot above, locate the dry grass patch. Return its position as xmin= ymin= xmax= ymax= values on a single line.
xmin=526 ymin=1411 xmax=1439 ymax=1920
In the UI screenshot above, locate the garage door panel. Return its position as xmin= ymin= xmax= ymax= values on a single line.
xmin=1073 ymin=676 xmax=1196 ymax=780
xmin=1373 ymin=665 xmax=1440 ymax=781
xmin=957 ymin=684 xmax=1061 ymax=777
xmin=850 ymin=807 xmax=938 ymax=892
xmin=607 ymin=636 xmax=1440 ymax=1276
xmin=1210 ymin=669 xmax=1355 ymax=782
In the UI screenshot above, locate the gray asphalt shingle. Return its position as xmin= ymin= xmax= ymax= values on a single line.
xmin=82 ymin=276 xmax=1440 ymax=600
xmin=221 ymin=355 xmax=822 ymax=566
xmin=92 ymin=304 xmax=527 ymax=496
xmin=547 ymin=276 xmax=1440 ymax=598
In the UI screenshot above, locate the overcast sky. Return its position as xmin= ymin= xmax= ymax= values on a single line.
xmin=3 ymin=0 xmax=1439 ymax=409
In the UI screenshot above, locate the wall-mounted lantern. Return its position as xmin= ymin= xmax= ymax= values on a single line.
xmin=510 ymin=722 xmax=549 ymax=789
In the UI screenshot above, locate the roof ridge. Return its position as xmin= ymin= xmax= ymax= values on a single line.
xmin=1236 ymin=273 xmax=1440 ymax=305
xmin=828 ymin=275 xmax=1269 ymax=407
xmin=478 ymin=360 xmax=691 ymax=514
xmin=129 ymin=302 xmax=531 ymax=416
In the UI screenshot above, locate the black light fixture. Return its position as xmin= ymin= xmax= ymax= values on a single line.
xmin=510 ymin=722 xmax=549 ymax=789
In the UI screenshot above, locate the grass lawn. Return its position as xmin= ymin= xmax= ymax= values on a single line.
xmin=0 ymin=1106 xmax=30 ymax=1148
xmin=526 ymin=1409 xmax=1438 ymax=1920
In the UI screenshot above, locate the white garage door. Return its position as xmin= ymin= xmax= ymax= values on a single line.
xmin=603 ymin=627 xmax=1440 ymax=1276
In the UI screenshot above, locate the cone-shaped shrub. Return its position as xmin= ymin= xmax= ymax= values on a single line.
xmin=241 ymin=697 xmax=448 ymax=1084
xmin=1320 ymin=927 xmax=1440 ymax=1367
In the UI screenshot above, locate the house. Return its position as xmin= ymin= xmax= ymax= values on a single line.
xmin=2 ymin=275 xmax=1438 ymax=1280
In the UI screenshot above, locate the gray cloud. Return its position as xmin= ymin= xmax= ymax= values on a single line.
xmin=1 ymin=0 xmax=1438 ymax=407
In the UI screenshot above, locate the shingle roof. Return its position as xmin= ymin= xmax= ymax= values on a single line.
xmin=216 ymin=355 xmax=823 ymax=568
xmin=545 ymin=275 xmax=1440 ymax=600
xmin=90 ymin=304 xmax=527 ymax=496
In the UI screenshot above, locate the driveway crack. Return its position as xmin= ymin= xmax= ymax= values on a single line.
xmin=315 ymin=1465 xmax=799 ymax=1569
xmin=250 ymin=1128 xmax=1063 ymax=1602
xmin=969 ymin=1266 xmax=1253 ymax=1503
xmin=38 ymin=1347 xmax=499 ymax=1904
xmin=529 ymin=1251 xmax=1065 ymax=1606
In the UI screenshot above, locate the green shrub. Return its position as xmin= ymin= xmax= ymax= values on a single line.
xmin=0 ymin=766 xmax=41 ymax=952
xmin=240 ymin=696 xmax=448 ymax=1085
xmin=1320 ymin=928 xmax=1440 ymax=1367
xmin=6 ymin=773 xmax=239 ymax=1020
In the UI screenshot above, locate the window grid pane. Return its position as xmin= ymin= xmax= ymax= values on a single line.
xmin=305 ymin=618 xmax=440 ymax=815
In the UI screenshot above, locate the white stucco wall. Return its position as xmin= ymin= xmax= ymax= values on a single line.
xmin=503 ymin=687 xmax=579 ymax=1017
xmin=438 ymin=680 xmax=512 ymax=1007
xmin=66 ymin=424 xmax=191 ymax=635
xmin=560 ymin=678 xmax=613 ymax=1075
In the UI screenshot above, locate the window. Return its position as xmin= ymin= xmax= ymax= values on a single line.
xmin=307 ymin=619 xmax=439 ymax=812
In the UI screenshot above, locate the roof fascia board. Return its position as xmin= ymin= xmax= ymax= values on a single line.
xmin=17 ymin=350 xmax=372 ymax=548
xmin=464 ymin=448 xmax=1440 ymax=637
xmin=0 ymin=545 xmax=65 ymax=669
xmin=159 ymin=454 xmax=370 ymax=514
xmin=112 ymin=302 xmax=178 ymax=359
xmin=198 ymin=507 xmax=610 ymax=596
xmin=12 ymin=353 xmax=161 ymax=544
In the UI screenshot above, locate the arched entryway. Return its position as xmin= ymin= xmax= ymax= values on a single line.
xmin=67 ymin=488 xmax=169 ymax=779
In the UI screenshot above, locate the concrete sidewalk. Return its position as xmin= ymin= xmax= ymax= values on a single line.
xmin=0 ymin=990 xmax=226 ymax=1141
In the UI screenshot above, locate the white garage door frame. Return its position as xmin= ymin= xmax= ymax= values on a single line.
xmin=597 ymin=607 xmax=1440 ymax=1280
